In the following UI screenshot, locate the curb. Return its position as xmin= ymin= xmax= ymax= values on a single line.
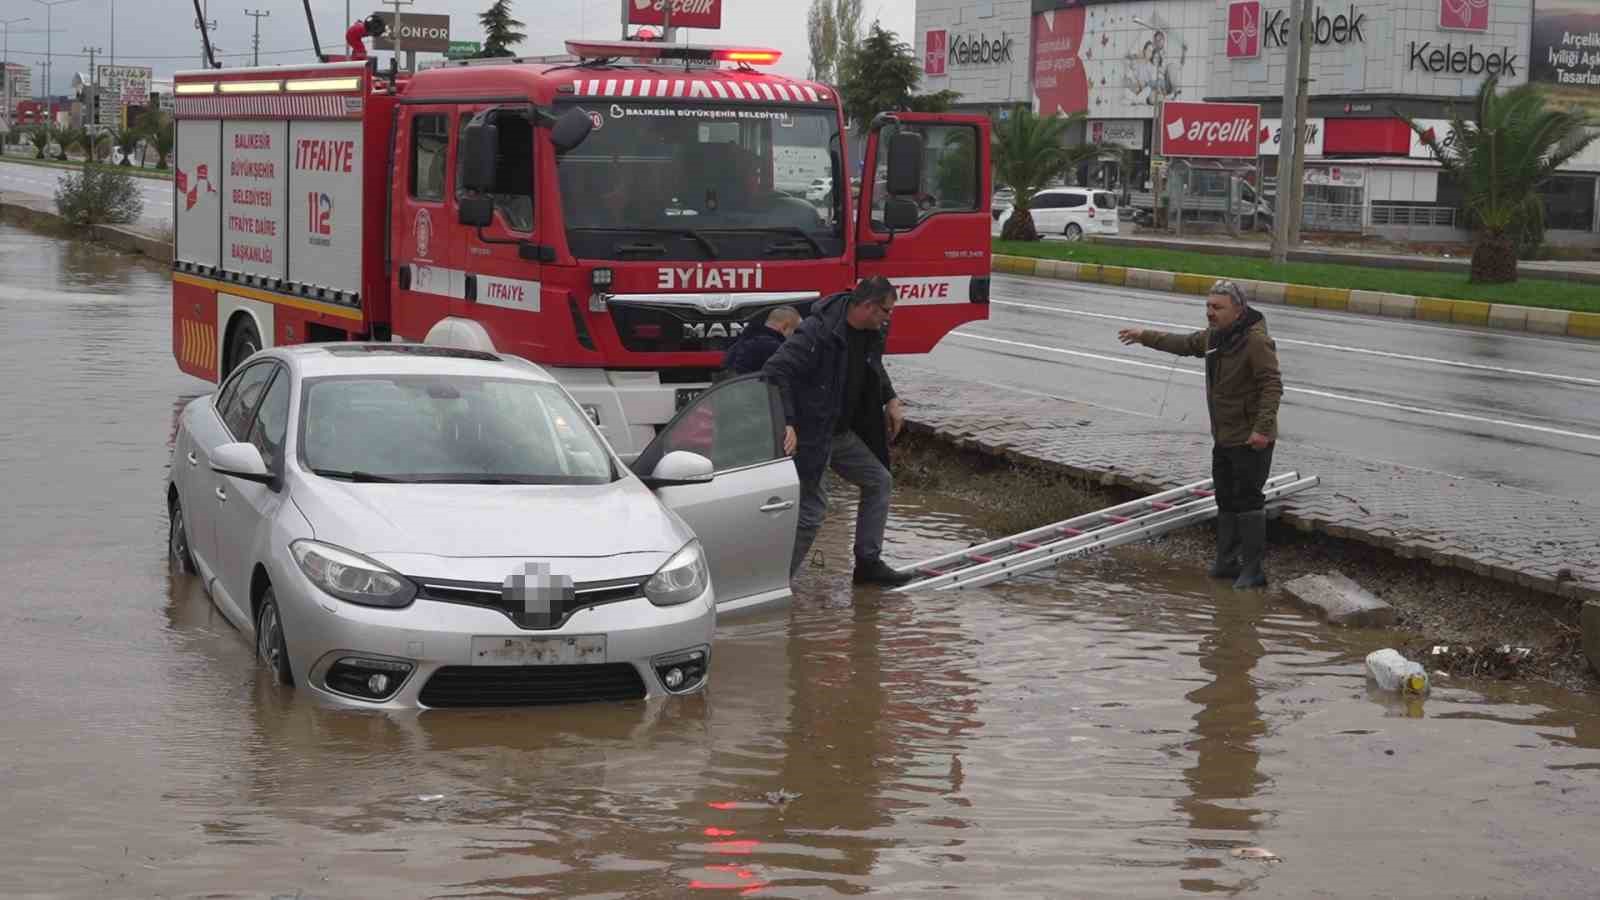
xmin=0 ymin=195 xmax=172 ymax=265
xmin=993 ymin=253 xmax=1600 ymax=341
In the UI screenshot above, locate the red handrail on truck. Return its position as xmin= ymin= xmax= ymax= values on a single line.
xmin=170 ymin=42 xmax=991 ymax=458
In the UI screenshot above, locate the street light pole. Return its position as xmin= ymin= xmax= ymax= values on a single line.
xmin=1 ymin=17 xmax=30 ymax=132
xmin=244 ymin=9 xmax=270 ymax=66
xmin=32 ymin=0 xmax=80 ymax=101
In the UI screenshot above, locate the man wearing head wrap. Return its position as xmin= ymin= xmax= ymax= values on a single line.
xmin=1118 ymin=280 xmax=1283 ymax=588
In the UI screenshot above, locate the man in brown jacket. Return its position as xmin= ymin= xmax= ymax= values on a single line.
xmin=1118 ymin=280 xmax=1283 ymax=588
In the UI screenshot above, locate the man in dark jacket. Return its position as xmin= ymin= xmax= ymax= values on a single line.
xmin=1117 ymin=280 xmax=1283 ymax=588
xmin=723 ymin=307 xmax=801 ymax=375
xmin=761 ymin=276 xmax=911 ymax=586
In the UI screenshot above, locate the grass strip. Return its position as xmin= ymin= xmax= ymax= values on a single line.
xmin=994 ymin=239 xmax=1600 ymax=314
xmin=1 ymin=155 xmax=173 ymax=182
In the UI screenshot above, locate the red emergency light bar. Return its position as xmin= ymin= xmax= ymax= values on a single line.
xmin=564 ymin=39 xmax=781 ymax=66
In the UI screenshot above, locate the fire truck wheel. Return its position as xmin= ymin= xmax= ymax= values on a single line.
xmin=224 ymin=318 xmax=263 ymax=380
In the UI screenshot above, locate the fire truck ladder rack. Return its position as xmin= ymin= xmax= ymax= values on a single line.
xmin=891 ymin=471 xmax=1319 ymax=593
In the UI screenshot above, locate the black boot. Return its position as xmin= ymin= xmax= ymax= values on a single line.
xmin=1232 ymin=510 xmax=1268 ymax=589
xmin=854 ymin=556 xmax=915 ymax=587
xmin=1209 ymin=512 xmax=1241 ymax=579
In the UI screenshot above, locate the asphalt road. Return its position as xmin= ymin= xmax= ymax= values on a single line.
xmin=919 ymin=273 xmax=1600 ymax=503
xmin=0 ymin=158 xmax=173 ymax=229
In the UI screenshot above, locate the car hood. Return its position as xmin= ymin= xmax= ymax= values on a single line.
xmin=291 ymin=475 xmax=690 ymax=561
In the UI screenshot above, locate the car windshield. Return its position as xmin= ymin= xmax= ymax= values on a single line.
xmin=556 ymin=101 xmax=844 ymax=261
xmin=299 ymin=375 xmax=615 ymax=484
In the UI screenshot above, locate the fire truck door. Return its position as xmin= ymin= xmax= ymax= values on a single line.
xmin=454 ymin=106 xmax=543 ymax=358
xmin=854 ymin=113 xmax=992 ymax=354
xmin=393 ymin=105 xmax=463 ymax=340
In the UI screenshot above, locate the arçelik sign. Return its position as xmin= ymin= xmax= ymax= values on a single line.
xmin=628 ymin=0 xmax=723 ymax=30
xmin=1158 ymin=101 xmax=1261 ymax=159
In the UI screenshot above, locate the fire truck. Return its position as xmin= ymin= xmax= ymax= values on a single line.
xmin=170 ymin=38 xmax=992 ymax=457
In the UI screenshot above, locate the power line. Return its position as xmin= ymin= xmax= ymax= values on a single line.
xmin=0 ymin=46 xmax=318 ymax=60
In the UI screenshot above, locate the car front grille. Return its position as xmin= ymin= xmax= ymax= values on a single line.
xmin=418 ymin=664 xmax=647 ymax=707
xmin=414 ymin=576 xmax=646 ymax=630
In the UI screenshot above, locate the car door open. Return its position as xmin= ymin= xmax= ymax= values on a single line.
xmin=632 ymin=374 xmax=798 ymax=615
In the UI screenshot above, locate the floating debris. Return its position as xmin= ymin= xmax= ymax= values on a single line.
xmin=763 ymin=790 xmax=802 ymax=807
xmin=1231 ymin=847 xmax=1282 ymax=862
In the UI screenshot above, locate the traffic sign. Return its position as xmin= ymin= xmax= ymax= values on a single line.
xmin=444 ymin=40 xmax=481 ymax=59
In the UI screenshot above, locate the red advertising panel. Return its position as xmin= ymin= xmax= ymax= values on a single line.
xmin=1032 ymin=8 xmax=1088 ymax=117
xmin=1439 ymin=0 xmax=1489 ymax=32
xmin=628 ymin=0 xmax=722 ymax=30
xmin=1158 ymin=101 xmax=1260 ymax=158
xmin=926 ymin=29 xmax=948 ymax=75
xmin=1227 ymin=0 xmax=1262 ymax=58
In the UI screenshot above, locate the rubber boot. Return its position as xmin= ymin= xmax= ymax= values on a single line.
xmin=1208 ymin=512 xmax=1241 ymax=579
xmin=1232 ymin=510 xmax=1268 ymax=589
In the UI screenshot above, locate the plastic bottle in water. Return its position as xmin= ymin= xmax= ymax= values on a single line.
xmin=1365 ymin=648 xmax=1429 ymax=695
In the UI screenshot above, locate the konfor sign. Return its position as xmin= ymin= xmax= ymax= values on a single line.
xmin=628 ymin=0 xmax=723 ymax=30
xmin=1159 ymin=101 xmax=1260 ymax=158
xmin=371 ymin=14 xmax=452 ymax=53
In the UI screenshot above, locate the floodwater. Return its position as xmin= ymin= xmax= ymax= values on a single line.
xmin=2 ymin=221 xmax=1598 ymax=898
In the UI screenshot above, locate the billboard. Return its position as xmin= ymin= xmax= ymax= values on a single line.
xmin=1033 ymin=1 xmax=1210 ymax=120
xmin=628 ymin=0 xmax=723 ymax=30
xmin=371 ymin=13 xmax=452 ymax=53
xmin=1158 ymin=101 xmax=1260 ymax=158
xmin=1531 ymin=1 xmax=1600 ymax=118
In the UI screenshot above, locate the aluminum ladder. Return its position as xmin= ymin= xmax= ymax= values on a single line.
xmin=891 ymin=471 xmax=1320 ymax=592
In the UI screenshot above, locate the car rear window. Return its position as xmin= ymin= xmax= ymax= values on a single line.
xmin=1093 ymin=192 xmax=1116 ymax=210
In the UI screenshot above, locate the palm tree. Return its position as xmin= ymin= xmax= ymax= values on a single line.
xmin=28 ymin=127 xmax=50 ymax=160
xmin=1406 ymin=75 xmax=1598 ymax=283
xmin=114 ymin=126 xmax=144 ymax=166
xmin=152 ymin=120 xmax=174 ymax=171
xmin=992 ymin=106 xmax=1083 ymax=241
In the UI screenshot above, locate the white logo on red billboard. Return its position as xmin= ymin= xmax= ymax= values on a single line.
xmin=1227 ymin=1 xmax=1261 ymax=58
xmin=926 ymin=30 xmax=948 ymax=76
xmin=1160 ymin=102 xmax=1260 ymax=158
xmin=628 ymin=0 xmax=722 ymax=30
xmin=1440 ymin=0 xmax=1488 ymax=32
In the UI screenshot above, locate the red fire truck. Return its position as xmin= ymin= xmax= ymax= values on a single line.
xmin=170 ymin=39 xmax=991 ymax=457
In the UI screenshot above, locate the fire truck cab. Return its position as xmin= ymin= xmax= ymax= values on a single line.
xmin=171 ymin=41 xmax=991 ymax=459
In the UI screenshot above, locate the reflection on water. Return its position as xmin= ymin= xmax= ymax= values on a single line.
xmin=3 ymin=222 xmax=1600 ymax=898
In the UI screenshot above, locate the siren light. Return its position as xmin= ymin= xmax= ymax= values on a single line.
xmin=564 ymin=39 xmax=781 ymax=66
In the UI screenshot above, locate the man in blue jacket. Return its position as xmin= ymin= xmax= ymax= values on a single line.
xmin=761 ymin=276 xmax=912 ymax=586
xmin=723 ymin=306 xmax=800 ymax=375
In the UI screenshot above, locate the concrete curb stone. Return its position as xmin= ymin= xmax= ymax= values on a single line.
xmin=992 ymin=253 xmax=1596 ymax=342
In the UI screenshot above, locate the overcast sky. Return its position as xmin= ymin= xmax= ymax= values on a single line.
xmin=3 ymin=0 xmax=917 ymax=95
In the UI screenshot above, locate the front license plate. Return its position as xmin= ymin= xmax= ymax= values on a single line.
xmin=471 ymin=634 xmax=607 ymax=666
xmin=675 ymin=387 xmax=704 ymax=411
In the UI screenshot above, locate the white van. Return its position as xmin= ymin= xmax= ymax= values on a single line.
xmin=999 ymin=187 xmax=1119 ymax=240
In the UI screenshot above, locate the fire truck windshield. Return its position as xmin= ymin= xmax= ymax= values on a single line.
xmin=557 ymin=102 xmax=844 ymax=262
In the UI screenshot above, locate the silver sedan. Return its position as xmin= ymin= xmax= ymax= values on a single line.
xmin=166 ymin=344 xmax=799 ymax=708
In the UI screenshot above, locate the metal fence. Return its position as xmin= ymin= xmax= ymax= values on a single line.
xmin=1301 ymin=201 xmax=1365 ymax=232
xmin=1369 ymin=203 xmax=1458 ymax=229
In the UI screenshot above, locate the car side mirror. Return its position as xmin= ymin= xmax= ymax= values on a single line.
xmin=459 ymin=194 xmax=493 ymax=228
xmin=551 ymin=107 xmax=594 ymax=155
xmin=461 ymin=121 xmax=498 ymax=193
xmin=885 ymin=197 xmax=919 ymax=231
xmin=644 ymin=450 xmax=715 ymax=488
xmin=211 ymin=441 xmax=274 ymax=485
xmin=886 ymin=131 xmax=924 ymax=197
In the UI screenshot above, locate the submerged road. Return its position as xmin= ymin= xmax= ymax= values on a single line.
xmin=920 ymin=273 xmax=1600 ymax=502
xmin=0 ymin=157 xmax=173 ymax=229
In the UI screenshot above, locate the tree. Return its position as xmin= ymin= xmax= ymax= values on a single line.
xmin=477 ymin=0 xmax=525 ymax=59
xmin=1405 ymin=75 xmax=1597 ymax=283
xmin=114 ymin=126 xmax=144 ymax=166
xmin=55 ymin=159 xmax=144 ymax=225
xmin=992 ymin=106 xmax=1082 ymax=241
xmin=837 ymin=24 xmax=960 ymax=134
xmin=28 ymin=127 xmax=50 ymax=159
xmin=151 ymin=120 xmax=175 ymax=171
xmin=806 ymin=0 xmax=862 ymax=84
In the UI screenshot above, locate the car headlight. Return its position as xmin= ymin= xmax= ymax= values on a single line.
xmin=645 ymin=541 xmax=710 ymax=607
xmin=290 ymin=540 xmax=416 ymax=608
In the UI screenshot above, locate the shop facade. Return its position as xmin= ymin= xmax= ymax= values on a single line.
xmin=915 ymin=0 xmax=1600 ymax=242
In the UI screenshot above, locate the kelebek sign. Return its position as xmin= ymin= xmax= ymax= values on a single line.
xmin=925 ymin=30 xmax=948 ymax=76
xmin=1439 ymin=0 xmax=1489 ymax=32
xmin=1159 ymin=101 xmax=1261 ymax=158
xmin=628 ymin=0 xmax=723 ymax=30
xmin=1228 ymin=1 xmax=1262 ymax=59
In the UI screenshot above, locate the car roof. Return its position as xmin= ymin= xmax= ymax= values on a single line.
xmin=263 ymin=343 xmax=560 ymax=383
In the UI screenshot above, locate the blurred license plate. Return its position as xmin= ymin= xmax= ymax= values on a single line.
xmin=675 ymin=387 xmax=705 ymax=410
xmin=471 ymin=634 xmax=606 ymax=666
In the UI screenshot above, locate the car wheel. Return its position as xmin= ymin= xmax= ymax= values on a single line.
xmin=256 ymin=588 xmax=295 ymax=687
xmin=168 ymin=495 xmax=195 ymax=575
xmin=1065 ymin=223 xmax=1084 ymax=241
xmin=224 ymin=318 xmax=262 ymax=381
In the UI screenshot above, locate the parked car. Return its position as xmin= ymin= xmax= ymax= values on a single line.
xmin=997 ymin=187 xmax=1120 ymax=240
xmin=805 ymin=177 xmax=832 ymax=203
xmin=991 ymin=186 xmax=1016 ymax=221
xmin=166 ymin=343 xmax=798 ymax=709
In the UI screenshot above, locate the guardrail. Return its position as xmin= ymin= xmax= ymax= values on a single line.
xmin=1370 ymin=203 xmax=1457 ymax=229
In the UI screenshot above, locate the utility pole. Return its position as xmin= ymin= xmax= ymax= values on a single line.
xmin=1288 ymin=0 xmax=1313 ymax=246
xmin=1 ymin=17 xmax=30 ymax=132
xmin=32 ymin=0 xmax=81 ymax=102
xmin=245 ymin=9 xmax=270 ymax=66
xmin=82 ymin=45 xmax=99 ymax=135
xmin=385 ymin=0 xmax=413 ymax=70
xmin=195 ymin=0 xmax=218 ymax=69
xmin=1270 ymin=0 xmax=1302 ymax=263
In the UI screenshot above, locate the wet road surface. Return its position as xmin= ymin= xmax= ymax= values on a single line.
xmin=0 ymin=157 xmax=174 ymax=229
xmin=2 ymin=222 xmax=1599 ymax=897
xmin=922 ymin=274 xmax=1600 ymax=502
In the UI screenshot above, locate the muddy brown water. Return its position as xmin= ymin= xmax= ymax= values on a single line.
xmin=2 ymin=222 xmax=1598 ymax=898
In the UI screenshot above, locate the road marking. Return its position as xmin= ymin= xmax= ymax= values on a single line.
xmin=990 ymin=297 xmax=1600 ymax=388
xmin=947 ymin=332 xmax=1600 ymax=444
